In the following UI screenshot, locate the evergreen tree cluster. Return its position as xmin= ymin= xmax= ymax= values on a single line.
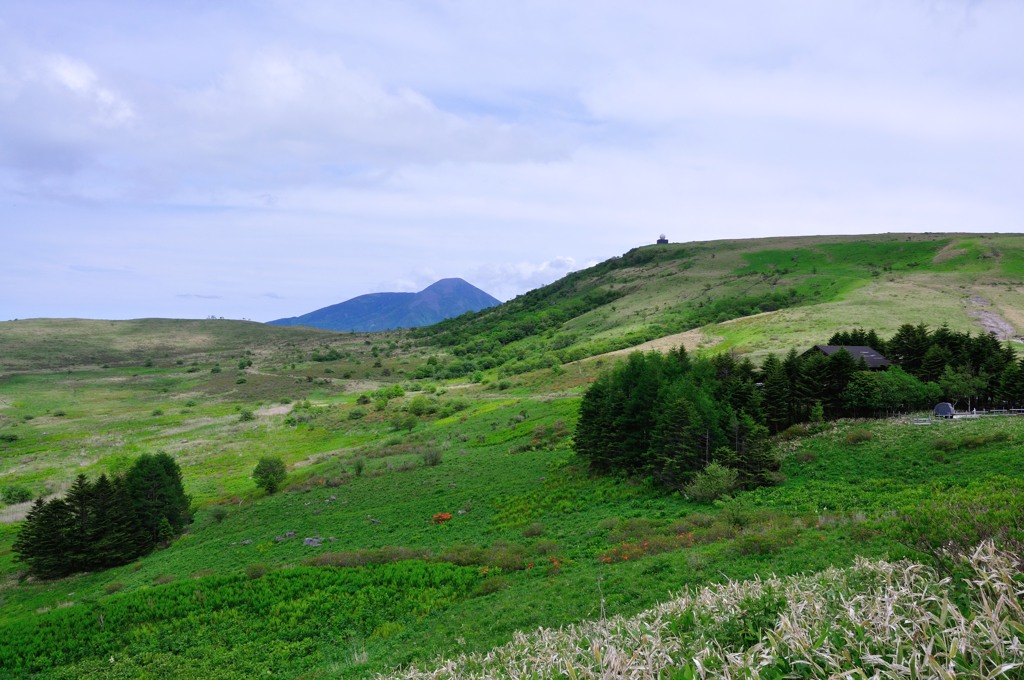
xmin=13 ymin=453 xmax=191 ymax=579
xmin=576 ymin=324 xmax=1023 ymax=491
xmin=830 ymin=324 xmax=1024 ymax=412
xmin=575 ymin=348 xmax=777 ymax=491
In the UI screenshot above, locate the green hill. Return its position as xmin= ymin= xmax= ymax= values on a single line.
xmin=416 ymin=232 xmax=1024 ymax=370
xmin=1 ymin=232 xmax=1023 ymax=678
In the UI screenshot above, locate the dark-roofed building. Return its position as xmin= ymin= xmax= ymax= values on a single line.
xmin=805 ymin=345 xmax=892 ymax=370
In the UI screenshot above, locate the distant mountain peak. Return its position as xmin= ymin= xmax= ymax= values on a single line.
xmin=267 ymin=279 xmax=500 ymax=332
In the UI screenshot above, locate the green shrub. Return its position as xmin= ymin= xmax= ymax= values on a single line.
xmin=846 ymin=428 xmax=873 ymax=444
xmin=683 ymin=463 xmax=738 ymax=503
xmin=473 ymin=576 xmax=511 ymax=596
xmin=245 ymin=563 xmax=269 ymax=580
xmin=153 ymin=574 xmax=175 ymax=585
xmin=239 ymin=410 xmax=255 ymax=422
xmin=522 ymin=522 xmax=545 ymax=538
xmin=349 ymin=408 xmax=367 ymax=420
xmin=0 ymin=432 xmax=18 ymax=444
xmin=1 ymin=485 xmax=33 ymax=505
xmin=693 ymin=521 xmax=737 ymax=544
xmin=210 ymin=506 xmax=228 ymax=523
xmin=408 ymin=395 xmax=437 ymax=416
xmin=422 ymin=449 xmax=443 ymax=467
xmin=533 ymin=539 xmax=559 ymax=555
xmin=352 ymin=457 xmax=365 ymax=476
xmin=483 ymin=541 xmax=529 ymax=571
xmin=103 ymin=581 xmax=124 ymax=595
xmin=253 ymin=457 xmax=287 ymax=494
xmin=438 ymin=544 xmax=484 ymax=567
xmin=732 ymin=527 xmax=797 ymax=556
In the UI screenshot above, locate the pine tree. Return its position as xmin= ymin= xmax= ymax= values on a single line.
xmin=11 ymin=498 xmax=47 ymax=576
xmin=649 ymin=387 xmax=704 ymax=486
xmin=31 ymin=499 xmax=74 ymax=579
xmin=122 ymin=453 xmax=191 ymax=552
xmin=575 ymin=373 xmax=617 ymax=472
xmin=63 ymin=474 xmax=95 ymax=572
xmin=760 ymin=354 xmax=792 ymax=433
xmin=827 ymin=349 xmax=858 ymax=414
xmin=887 ymin=323 xmax=930 ymax=377
xmin=920 ymin=344 xmax=951 ymax=383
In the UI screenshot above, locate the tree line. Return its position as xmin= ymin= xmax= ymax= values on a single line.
xmin=13 ymin=453 xmax=191 ymax=579
xmin=575 ymin=324 xmax=1023 ymax=491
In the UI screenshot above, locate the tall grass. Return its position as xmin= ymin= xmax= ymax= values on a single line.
xmin=387 ymin=542 xmax=1024 ymax=679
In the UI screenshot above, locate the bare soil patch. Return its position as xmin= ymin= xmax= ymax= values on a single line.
xmin=932 ymin=242 xmax=967 ymax=264
xmin=965 ymin=295 xmax=1023 ymax=342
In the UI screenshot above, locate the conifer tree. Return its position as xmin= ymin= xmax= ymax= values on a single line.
xmin=759 ymin=354 xmax=792 ymax=433
xmin=63 ymin=474 xmax=95 ymax=571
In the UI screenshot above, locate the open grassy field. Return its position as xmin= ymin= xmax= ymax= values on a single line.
xmin=2 ymin=232 xmax=1023 ymax=677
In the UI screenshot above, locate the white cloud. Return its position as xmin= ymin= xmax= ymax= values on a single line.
xmin=2 ymin=1 xmax=1023 ymax=321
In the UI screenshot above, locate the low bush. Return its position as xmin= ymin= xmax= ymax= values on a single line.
xmin=731 ymin=527 xmax=798 ymax=556
xmin=533 ymin=539 xmax=559 ymax=555
xmin=683 ymin=463 xmax=738 ymax=503
xmin=473 ymin=576 xmax=511 ymax=596
xmin=522 ymin=522 xmax=545 ymax=538
xmin=245 ymin=563 xmax=269 ymax=580
xmin=845 ymin=428 xmax=873 ymax=444
xmin=1 ymin=485 xmax=33 ymax=505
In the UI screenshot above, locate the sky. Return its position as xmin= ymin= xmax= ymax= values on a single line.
xmin=1 ymin=1 xmax=1022 ymax=322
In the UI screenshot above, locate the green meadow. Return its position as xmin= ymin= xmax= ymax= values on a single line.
xmin=2 ymin=232 xmax=1024 ymax=677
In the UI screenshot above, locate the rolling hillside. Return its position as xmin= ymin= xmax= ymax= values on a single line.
xmin=1 ymin=232 xmax=1023 ymax=678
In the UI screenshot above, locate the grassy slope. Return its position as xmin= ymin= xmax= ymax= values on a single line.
xmin=1 ymin=232 xmax=1024 ymax=676
xmin=419 ymin=232 xmax=1024 ymax=368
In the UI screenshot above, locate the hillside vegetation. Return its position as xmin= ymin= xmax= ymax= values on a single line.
xmin=414 ymin=232 xmax=1024 ymax=372
xmin=1 ymin=232 xmax=1023 ymax=678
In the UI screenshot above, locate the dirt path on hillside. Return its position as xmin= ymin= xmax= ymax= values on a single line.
xmin=966 ymin=295 xmax=1023 ymax=342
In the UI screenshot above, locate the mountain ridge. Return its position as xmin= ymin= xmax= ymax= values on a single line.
xmin=267 ymin=277 xmax=500 ymax=332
